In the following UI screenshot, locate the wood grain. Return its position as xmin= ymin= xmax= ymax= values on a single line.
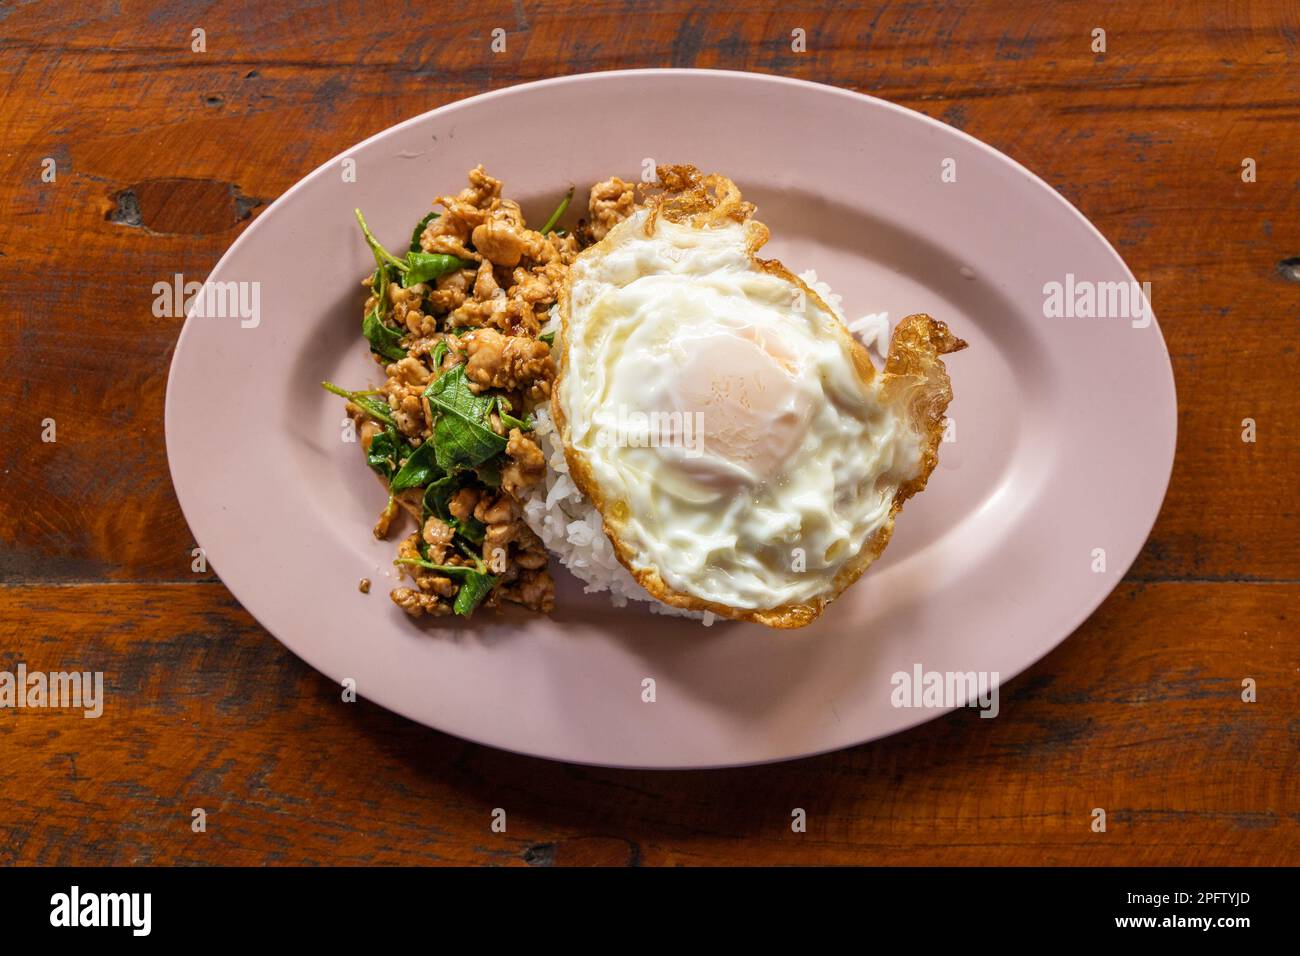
xmin=0 ymin=582 xmax=1293 ymax=865
xmin=0 ymin=0 xmax=1296 ymax=865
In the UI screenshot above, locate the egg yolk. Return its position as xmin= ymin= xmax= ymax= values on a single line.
xmin=664 ymin=326 xmax=810 ymax=487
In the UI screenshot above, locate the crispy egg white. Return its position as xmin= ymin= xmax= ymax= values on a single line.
xmin=553 ymin=169 xmax=964 ymax=628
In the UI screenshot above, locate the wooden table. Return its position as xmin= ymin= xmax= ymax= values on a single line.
xmin=2 ymin=1 xmax=1296 ymax=867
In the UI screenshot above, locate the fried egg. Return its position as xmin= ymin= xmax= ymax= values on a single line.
xmin=553 ymin=166 xmax=965 ymax=628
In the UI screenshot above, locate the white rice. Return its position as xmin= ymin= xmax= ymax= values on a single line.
xmin=798 ymin=269 xmax=892 ymax=362
xmin=523 ymin=273 xmax=887 ymax=622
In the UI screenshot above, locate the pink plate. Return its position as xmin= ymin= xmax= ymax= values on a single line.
xmin=165 ymin=70 xmax=1176 ymax=768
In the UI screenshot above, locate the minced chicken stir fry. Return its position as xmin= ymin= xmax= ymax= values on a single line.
xmin=323 ymin=167 xmax=637 ymax=618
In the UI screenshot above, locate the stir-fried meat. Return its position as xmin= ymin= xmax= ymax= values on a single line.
xmin=587 ymin=176 xmax=637 ymax=241
xmin=391 ymin=587 xmax=454 ymax=618
xmin=463 ymin=327 xmax=553 ymax=394
xmin=424 ymin=267 xmax=477 ymax=314
xmin=502 ymin=428 xmax=546 ymax=498
xmin=335 ymin=167 xmax=646 ymax=619
xmin=470 ymin=199 xmax=553 ymax=268
xmin=448 ymin=486 xmax=481 ymax=522
xmin=421 ymin=516 xmax=455 ymax=563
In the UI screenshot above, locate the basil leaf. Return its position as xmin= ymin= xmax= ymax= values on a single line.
xmin=410 ymin=211 xmax=439 ymax=253
xmin=361 ymin=262 xmax=406 ymax=361
xmin=390 ymin=440 xmax=442 ymax=493
xmin=421 ymin=473 xmax=460 ymax=521
xmin=358 ymin=209 xmax=462 ymax=287
xmin=362 ymin=307 xmax=407 ymax=361
xmin=424 ymin=365 xmax=508 ymax=470
xmin=394 ymin=558 xmax=497 ymax=615
xmin=419 ymin=473 xmax=486 ymax=545
xmin=402 ymin=252 xmax=467 ymax=288
xmin=396 ymin=557 xmax=477 ymax=577
xmin=475 ymin=456 xmax=502 ymax=489
xmin=538 ymin=331 xmax=555 ymax=347
xmin=452 ymin=515 xmax=486 ymax=545
xmin=452 ymin=570 xmax=497 ymax=616
xmin=494 ymin=396 xmax=532 ymax=432
xmin=366 ymin=426 xmax=402 ymax=480
xmin=492 ymin=396 xmax=532 ymax=432
xmin=321 ymin=381 xmax=397 ymax=428
xmin=429 ymin=340 xmax=449 ymax=370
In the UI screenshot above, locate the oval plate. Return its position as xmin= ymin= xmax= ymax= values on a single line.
xmin=166 ymin=70 xmax=1176 ymax=769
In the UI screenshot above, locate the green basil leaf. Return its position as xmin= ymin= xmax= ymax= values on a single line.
xmin=402 ymin=252 xmax=467 ymax=287
xmin=452 ymin=570 xmax=497 ymax=616
xmin=538 ymin=331 xmax=556 ymax=347
xmin=474 ymin=456 xmax=502 ymax=489
xmin=451 ymin=515 xmax=486 ymax=545
xmin=410 ymin=211 xmax=439 ymax=253
xmin=321 ymin=381 xmax=397 ymax=428
xmin=421 ymin=473 xmax=460 ymax=522
xmin=396 ymin=557 xmax=477 ymax=578
xmin=366 ymin=426 xmax=402 ymax=480
xmin=390 ymin=440 xmax=443 ymax=493
xmin=362 ymin=307 xmax=407 ymax=361
xmin=419 ymin=473 xmax=486 ymax=546
xmin=429 ymin=340 xmax=449 ymax=370
xmin=495 ymin=396 xmax=533 ymax=432
xmin=424 ymin=365 xmax=508 ymax=471
xmin=394 ymin=556 xmax=499 ymax=614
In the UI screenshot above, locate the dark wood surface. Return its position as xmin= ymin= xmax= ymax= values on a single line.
xmin=1 ymin=0 xmax=1296 ymax=866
